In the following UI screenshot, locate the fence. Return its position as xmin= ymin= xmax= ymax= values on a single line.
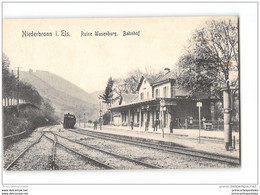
xmin=2 ymin=98 xmax=26 ymax=107
xmin=175 ymin=119 xmax=240 ymax=132
xmin=3 ymin=130 xmax=28 ymax=148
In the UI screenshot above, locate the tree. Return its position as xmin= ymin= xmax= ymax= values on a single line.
xmin=113 ymin=68 xmax=162 ymax=94
xmin=19 ymin=82 xmax=42 ymax=105
xmin=2 ymin=53 xmax=17 ymax=105
xmin=177 ymin=19 xmax=239 ymax=99
xmin=113 ymin=70 xmax=143 ymax=94
xmin=176 ymin=19 xmax=239 ymax=149
xmin=99 ymin=77 xmax=114 ymax=104
xmin=2 ymin=53 xmax=44 ymax=107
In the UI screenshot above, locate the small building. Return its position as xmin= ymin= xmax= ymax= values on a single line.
xmin=109 ymin=68 xmax=218 ymax=133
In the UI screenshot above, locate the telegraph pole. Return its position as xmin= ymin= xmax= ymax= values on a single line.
xmin=16 ymin=67 xmax=20 ymax=116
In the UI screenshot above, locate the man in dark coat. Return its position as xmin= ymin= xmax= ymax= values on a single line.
xmin=170 ymin=120 xmax=174 ymax=133
xmin=145 ymin=120 xmax=149 ymax=131
xmin=130 ymin=120 xmax=134 ymax=130
xmin=93 ymin=120 xmax=97 ymax=130
xmin=154 ymin=119 xmax=159 ymax=131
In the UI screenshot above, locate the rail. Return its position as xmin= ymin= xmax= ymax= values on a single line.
xmin=68 ymin=128 xmax=240 ymax=165
xmin=43 ymin=133 xmax=114 ymax=170
xmin=3 ymin=131 xmax=26 ymax=139
xmin=5 ymin=133 xmax=44 ymax=170
xmin=53 ymin=132 xmax=161 ymax=169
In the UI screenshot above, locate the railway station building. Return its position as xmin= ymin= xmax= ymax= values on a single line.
xmin=108 ymin=68 xmax=218 ymax=133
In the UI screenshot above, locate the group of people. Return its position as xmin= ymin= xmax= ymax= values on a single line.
xmin=93 ymin=119 xmax=102 ymax=130
xmin=130 ymin=118 xmax=174 ymax=133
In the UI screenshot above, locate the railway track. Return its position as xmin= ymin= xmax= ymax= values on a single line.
xmin=5 ymin=126 xmax=113 ymax=171
xmin=49 ymin=132 xmax=58 ymax=170
xmin=5 ymin=133 xmax=45 ymax=170
xmin=66 ymin=128 xmax=240 ymax=166
xmin=51 ymin=132 xmax=161 ymax=169
xmin=43 ymin=133 xmax=114 ymax=170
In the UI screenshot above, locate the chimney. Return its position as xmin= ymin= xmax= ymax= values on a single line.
xmin=164 ymin=68 xmax=170 ymax=74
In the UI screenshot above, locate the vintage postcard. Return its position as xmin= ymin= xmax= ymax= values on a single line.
xmin=2 ymin=16 xmax=240 ymax=171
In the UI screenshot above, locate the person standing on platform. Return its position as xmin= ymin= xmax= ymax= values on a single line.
xmin=130 ymin=120 xmax=134 ymax=130
xmin=93 ymin=120 xmax=97 ymax=130
xmin=184 ymin=118 xmax=188 ymax=129
xmin=202 ymin=117 xmax=206 ymax=129
xmin=189 ymin=116 xmax=193 ymax=129
xmin=145 ymin=120 xmax=149 ymax=131
xmin=154 ymin=119 xmax=158 ymax=131
xmin=170 ymin=120 xmax=174 ymax=133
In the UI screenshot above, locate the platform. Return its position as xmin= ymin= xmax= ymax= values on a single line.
xmin=76 ymin=124 xmax=240 ymax=159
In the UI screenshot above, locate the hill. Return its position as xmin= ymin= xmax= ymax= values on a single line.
xmin=90 ymin=90 xmax=103 ymax=101
xmin=20 ymin=70 xmax=99 ymax=121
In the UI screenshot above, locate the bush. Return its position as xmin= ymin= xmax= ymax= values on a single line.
xmin=3 ymin=105 xmax=58 ymax=148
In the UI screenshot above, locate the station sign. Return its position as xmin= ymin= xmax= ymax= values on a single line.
xmin=196 ymin=102 xmax=202 ymax=107
xmin=165 ymin=101 xmax=177 ymax=106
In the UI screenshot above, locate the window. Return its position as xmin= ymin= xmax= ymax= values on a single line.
xmin=163 ymin=86 xmax=168 ymax=97
xmin=147 ymin=92 xmax=149 ymax=99
xmin=155 ymin=89 xmax=159 ymax=98
xmin=140 ymin=92 xmax=144 ymax=100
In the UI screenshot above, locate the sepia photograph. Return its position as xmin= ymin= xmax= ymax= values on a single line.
xmin=2 ymin=16 xmax=240 ymax=172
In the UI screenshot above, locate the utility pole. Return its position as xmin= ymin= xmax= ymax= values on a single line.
xmin=16 ymin=67 xmax=20 ymax=116
xmin=98 ymin=96 xmax=103 ymax=130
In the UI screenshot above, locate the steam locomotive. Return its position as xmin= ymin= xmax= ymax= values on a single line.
xmin=63 ymin=113 xmax=76 ymax=129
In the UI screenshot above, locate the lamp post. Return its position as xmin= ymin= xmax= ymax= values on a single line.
xmin=99 ymin=109 xmax=102 ymax=130
xmin=16 ymin=67 xmax=20 ymax=117
xmin=160 ymin=99 xmax=166 ymax=138
xmin=98 ymin=96 xmax=103 ymax=130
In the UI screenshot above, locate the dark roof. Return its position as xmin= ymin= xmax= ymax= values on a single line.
xmin=120 ymin=93 xmax=139 ymax=105
xmin=152 ymin=71 xmax=176 ymax=86
xmin=135 ymin=71 xmax=213 ymax=100
xmin=110 ymin=98 xmax=158 ymax=110
xmin=173 ymin=87 xmax=211 ymax=99
xmin=146 ymin=76 xmax=155 ymax=84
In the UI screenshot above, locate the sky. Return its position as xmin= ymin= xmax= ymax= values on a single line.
xmin=3 ymin=16 xmax=236 ymax=93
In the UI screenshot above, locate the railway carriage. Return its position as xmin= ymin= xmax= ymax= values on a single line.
xmin=63 ymin=113 xmax=76 ymax=129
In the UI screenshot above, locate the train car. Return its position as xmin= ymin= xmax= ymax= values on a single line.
xmin=63 ymin=113 xmax=76 ymax=129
